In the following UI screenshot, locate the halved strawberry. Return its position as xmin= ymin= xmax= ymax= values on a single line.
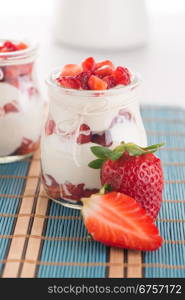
xmin=88 ymin=75 xmax=108 ymax=90
xmin=82 ymin=57 xmax=96 ymax=72
xmin=57 ymin=76 xmax=81 ymax=89
xmin=81 ymin=192 xmax=163 ymax=251
xmin=61 ymin=64 xmax=82 ymax=76
xmin=95 ymin=60 xmax=115 ymax=70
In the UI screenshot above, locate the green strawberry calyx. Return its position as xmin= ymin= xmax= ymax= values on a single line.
xmin=88 ymin=142 xmax=165 ymax=169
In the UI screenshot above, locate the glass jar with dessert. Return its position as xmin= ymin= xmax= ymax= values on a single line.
xmin=41 ymin=57 xmax=147 ymax=208
xmin=0 ymin=39 xmax=44 ymax=163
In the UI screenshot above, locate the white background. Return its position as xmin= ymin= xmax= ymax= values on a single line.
xmin=0 ymin=0 xmax=185 ymax=107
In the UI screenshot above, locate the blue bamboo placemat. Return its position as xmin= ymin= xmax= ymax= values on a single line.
xmin=0 ymin=105 xmax=185 ymax=278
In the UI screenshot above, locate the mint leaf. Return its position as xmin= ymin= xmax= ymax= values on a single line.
xmin=88 ymin=159 xmax=105 ymax=169
xmin=91 ymin=146 xmax=113 ymax=159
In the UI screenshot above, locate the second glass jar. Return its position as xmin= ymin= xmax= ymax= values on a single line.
xmin=0 ymin=40 xmax=44 ymax=163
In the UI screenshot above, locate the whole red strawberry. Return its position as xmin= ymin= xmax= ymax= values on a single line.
xmin=89 ymin=142 xmax=164 ymax=220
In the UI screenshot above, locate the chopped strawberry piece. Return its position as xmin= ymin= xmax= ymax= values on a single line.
xmin=4 ymin=101 xmax=19 ymax=114
xmin=94 ymin=67 xmax=113 ymax=78
xmin=113 ymin=66 xmax=131 ymax=85
xmin=82 ymin=192 xmax=163 ymax=251
xmin=95 ymin=60 xmax=115 ymax=70
xmin=57 ymin=76 xmax=81 ymax=89
xmin=91 ymin=131 xmax=112 ymax=147
xmin=77 ymin=124 xmax=92 ymax=144
xmin=16 ymin=42 xmax=28 ymax=50
xmin=88 ymin=75 xmax=108 ymax=90
xmin=76 ymin=71 xmax=91 ymax=90
xmin=61 ymin=64 xmax=82 ymax=76
xmin=0 ymin=41 xmax=17 ymax=52
xmin=103 ymin=75 xmax=117 ymax=89
xmin=82 ymin=57 xmax=96 ymax=72
xmin=45 ymin=119 xmax=56 ymax=136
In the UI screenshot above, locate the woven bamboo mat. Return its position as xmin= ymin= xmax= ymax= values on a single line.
xmin=0 ymin=105 xmax=185 ymax=278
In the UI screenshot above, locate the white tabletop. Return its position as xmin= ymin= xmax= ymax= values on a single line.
xmin=0 ymin=10 xmax=185 ymax=108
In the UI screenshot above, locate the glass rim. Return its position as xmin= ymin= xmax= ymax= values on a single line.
xmin=46 ymin=67 xmax=141 ymax=97
xmin=0 ymin=38 xmax=39 ymax=62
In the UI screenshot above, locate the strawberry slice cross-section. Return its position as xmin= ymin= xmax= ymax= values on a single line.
xmin=81 ymin=192 xmax=163 ymax=251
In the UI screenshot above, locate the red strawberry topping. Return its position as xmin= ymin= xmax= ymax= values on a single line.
xmin=0 ymin=40 xmax=28 ymax=53
xmin=57 ymin=58 xmax=132 ymax=90
xmin=81 ymin=192 xmax=163 ymax=251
